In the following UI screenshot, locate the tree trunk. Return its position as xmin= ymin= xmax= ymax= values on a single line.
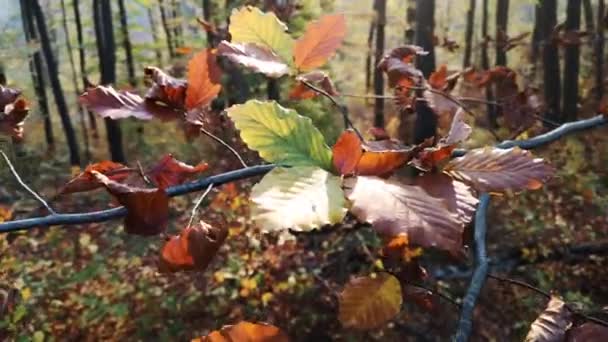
xmin=495 ymin=0 xmax=509 ymax=66
xmin=202 ymin=0 xmax=214 ymax=44
xmin=267 ymin=79 xmax=280 ymax=101
xmin=61 ymin=0 xmax=90 ymax=162
xmin=94 ymin=0 xmax=126 ymax=162
xmin=31 ymin=0 xmax=81 ymax=166
xmin=541 ymin=0 xmax=562 ymax=124
xmin=159 ymin=0 xmax=175 ymax=58
xmin=463 ymin=0 xmax=476 ymax=68
xmin=596 ymin=0 xmax=605 ymax=102
xmin=171 ymin=0 xmax=182 ymax=48
xmin=365 ymin=21 xmax=375 ymax=95
xmin=148 ymin=8 xmax=164 ymax=67
xmin=562 ymin=0 xmax=581 ymax=122
xmin=118 ymin=0 xmax=137 ymax=87
xmin=20 ymin=0 xmax=54 ymax=149
xmin=73 ymin=0 xmax=98 ymax=139
xmin=415 ymin=0 xmax=435 ymax=77
xmin=481 ymin=0 xmax=496 ymax=127
xmin=373 ymin=0 xmax=386 ymax=128
xmin=405 ymin=0 xmax=416 ymax=44
xmin=531 ymin=4 xmax=542 ymax=64
xmin=583 ymin=0 xmax=595 ymax=32
xmin=0 ymin=64 xmax=5 ymax=85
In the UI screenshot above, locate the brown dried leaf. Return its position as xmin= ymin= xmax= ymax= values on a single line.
xmin=331 ymin=129 xmax=362 ymax=175
xmin=0 ymin=85 xmax=21 ymax=111
xmin=185 ymin=49 xmax=222 ymax=110
xmin=567 ymin=322 xmax=608 ymax=341
xmin=444 ymin=147 xmax=555 ymax=193
xmin=294 ymin=14 xmax=346 ymax=71
xmin=218 ymin=41 xmax=290 ymax=78
xmin=159 ymin=221 xmax=228 ymax=273
xmin=525 ymin=296 xmax=572 ymax=342
xmin=196 ymin=321 xmax=289 ymax=342
xmin=378 ymin=45 xmax=427 ymax=87
xmin=288 ymin=71 xmax=338 ymax=100
xmin=92 ymin=171 xmax=169 ymax=236
xmin=338 ymin=273 xmax=403 ymax=330
xmin=344 ymin=176 xmax=465 ymax=254
xmin=428 ymin=64 xmax=448 ymax=90
xmin=146 ymin=154 xmax=209 ymax=189
xmin=59 ymin=161 xmax=135 ymax=195
xmin=0 ymin=99 xmax=29 ymax=141
xmin=144 ymin=66 xmax=187 ymax=109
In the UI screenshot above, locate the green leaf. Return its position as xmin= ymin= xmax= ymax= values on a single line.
xmin=251 ymin=166 xmax=347 ymax=232
xmin=226 ymin=100 xmax=332 ymax=169
xmin=228 ymin=6 xmax=295 ymax=65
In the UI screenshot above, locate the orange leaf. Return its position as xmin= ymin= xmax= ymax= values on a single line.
xmin=146 ymin=154 xmax=209 ymax=189
xmin=195 ymin=321 xmax=289 ymax=342
xmin=159 ymin=221 xmax=227 ymax=273
xmin=144 ymin=66 xmax=187 ymax=109
xmin=185 ymin=49 xmax=222 ymax=111
xmin=175 ymin=46 xmax=194 ymax=55
xmin=59 ymin=161 xmax=135 ymax=195
xmin=294 ymin=14 xmax=346 ymax=71
xmin=428 ymin=64 xmax=448 ymax=90
xmin=92 ymin=171 xmax=169 ymax=236
xmin=332 ymin=130 xmax=362 ymax=175
xmin=0 ymin=98 xmax=29 ymax=141
xmin=288 ymin=82 xmax=317 ymax=100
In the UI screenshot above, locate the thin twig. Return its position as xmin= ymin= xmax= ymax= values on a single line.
xmin=354 ymin=231 xmax=375 ymax=262
xmin=341 ymin=93 xmax=396 ymax=99
xmin=458 ymin=97 xmax=501 ymax=106
xmin=409 ymin=282 xmax=461 ymax=309
xmin=300 ymin=80 xmax=364 ymax=140
xmin=454 ymin=193 xmax=490 ymax=342
xmin=136 ymin=160 xmax=152 ymax=185
xmin=199 ymin=127 xmax=248 ymax=168
xmin=187 ymin=183 xmax=214 ymax=228
xmin=0 ymin=150 xmax=56 ymax=215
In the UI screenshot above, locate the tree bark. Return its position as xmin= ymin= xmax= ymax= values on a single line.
xmin=463 ymin=0 xmax=476 ymax=68
xmin=562 ymin=0 xmax=581 ymax=122
xmin=415 ymin=0 xmax=436 ymax=77
xmin=61 ymin=0 xmax=90 ymax=162
xmin=159 ymin=0 xmax=175 ymax=58
xmin=19 ymin=0 xmax=54 ymax=149
xmin=73 ymin=0 xmax=98 ymax=138
xmin=94 ymin=0 xmax=126 ymax=162
xmin=596 ymin=0 xmax=605 ymax=102
xmin=202 ymin=0 xmax=214 ymax=44
xmin=30 ymin=0 xmax=81 ymax=166
xmin=118 ymin=0 xmax=137 ymax=87
xmin=148 ymin=7 xmax=164 ymax=67
xmin=495 ymin=0 xmax=509 ymax=66
xmin=373 ymin=0 xmax=386 ymax=128
xmin=541 ymin=0 xmax=562 ymax=124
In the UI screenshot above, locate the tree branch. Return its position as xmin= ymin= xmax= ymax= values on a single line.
xmin=454 ymin=193 xmax=490 ymax=342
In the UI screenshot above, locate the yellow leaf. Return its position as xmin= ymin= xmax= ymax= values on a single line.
xmin=338 ymin=272 xmax=402 ymax=330
xmin=21 ymin=287 xmax=31 ymax=301
xmin=229 ymin=6 xmax=295 ymax=65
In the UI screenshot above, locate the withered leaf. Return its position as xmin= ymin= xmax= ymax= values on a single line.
xmin=525 ymin=296 xmax=572 ymax=342
xmin=59 ymin=161 xmax=135 ymax=195
xmin=289 ymin=71 xmax=338 ymax=100
xmin=159 ymin=221 xmax=228 ymax=273
xmin=144 ymin=66 xmax=187 ymax=109
xmin=0 ymin=99 xmax=29 ymax=141
xmin=217 ymin=41 xmax=290 ymax=78
xmin=185 ymin=49 xmax=222 ymax=110
xmin=344 ymin=176 xmax=465 ymax=255
xmin=92 ymin=171 xmax=169 ymax=236
xmin=0 ymin=85 xmax=21 ymax=111
xmin=195 ymin=321 xmax=289 ymax=342
xmin=146 ymin=154 xmax=209 ymax=189
xmin=444 ymin=147 xmax=555 ymax=193
xmin=332 ymin=129 xmax=363 ymax=175
xmin=378 ymin=45 xmax=427 ymax=87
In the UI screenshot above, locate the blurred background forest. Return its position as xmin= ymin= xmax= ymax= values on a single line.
xmin=1 ymin=0 xmax=608 ymax=341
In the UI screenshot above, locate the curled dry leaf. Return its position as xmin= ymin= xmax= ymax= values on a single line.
xmin=92 ymin=171 xmax=169 ymax=236
xmin=185 ymin=49 xmax=222 ymax=110
xmin=250 ymin=166 xmax=347 ymax=233
xmin=146 ymin=154 xmax=209 ymax=189
xmin=428 ymin=64 xmax=448 ymax=90
xmin=441 ymin=108 xmax=472 ymax=146
xmin=344 ymin=176 xmax=465 ymax=255
xmin=159 ymin=221 xmax=228 ymax=273
xmin=59 ymin=161 xmax=135 ymax=195
xmin=444 ymin=147 xmax=555 ymax=193
xmin=377 ymin=45 xmax=427 ymax=87
xmin=331 ymin=130 xmax=416 ymax=177
xmin=294 ymin=14 xmax=347 ymax=71
xmin=144 ymin=66 xmax=188 ymax=109
xmin=0 ymin=85 xmax=21 ymax=110
xmin=288 ymin=71 xmax=338 ymax=100
xmin=525 ymin=296 xmax=572 ymax=342
xmin=338 ymin=272 xmax=403 ymax=330
xmin=0 ymin=99 xmax=29 ymax=141
xmin=195 ymin=321 xmax=289 ymax=342
xmin=217 ymin=41 xmax=290 ymax=78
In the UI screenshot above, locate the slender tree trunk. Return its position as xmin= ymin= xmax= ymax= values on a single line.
xmin=495 ymin=0 xmax=509 ymax=66
xmin=463 ymin=0 xmax=476 ymax=68
xmin=267 ymin=79 xmax=280 ymax=101
xmin=583 ymin=0 xmax=595 ymax=32
xmin=531 ymin=4 xmax=542 ymax=64
xmin=73 ymin=0 xmax=98 ymax=139
xmin=542 ymin=0 xmax=561 ymax=124
xmin=0 ymin=64 xmax=5 ymax=85
xmin=148 ymin=8 xmax=164 ymax=67
xmin=118 ymin=0 xmax=137 ymax=87
xmin=365 ymin=21 xmax=375 ymax=95
xmin=171 ymin=0 xmax=182 ymax=48
xmin=563 ymin=0 xmax=581 ymax=122
xmin=94 ymin=0 xmax=126 ymax=162
xmin=373 ymin=0 xmax=386 ymax=128
xmin=30 ymin=0 xmax=81 ymax=166
xmin=596 ymin=0 xmax=605 ymax=102
xmin=159 ymin=0 xmax=175 ymax=58
xmin=415 ymin=0 xmax=436 ymax=77
xmin=481 ymin=0 xmax=496 ymax=127
xmin=19 ymin=0 xmax=54 ymax=149
xmin=405 ymin=0 xmax=416 ymax=44
xmin=202 ymin=0 xmax=214 ymax=44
